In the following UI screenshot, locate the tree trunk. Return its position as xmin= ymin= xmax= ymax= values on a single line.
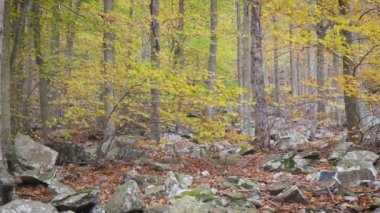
xmin=316 ymin=21 xmax=326 ymax=113
xmin=150 ymin=0 xmax=161 ymax=142
xmin=339 ymin=0 xmax=361 ymax=143
xmin=251 ymin=0 xmax=269 ymax=149
xmin=205 ymin=0 xmax=217 ymax=118
xmin=174 ymin=0 xmax=185 ymax=70
xmin=332 ymin=53 xmax=343 ymax=125
xmin=103 ymin=0 xmax=116 ymax=138
xmin=0 ymin=0 xmax=9 ymax=168
xmin=10 ymin=0 xmax=30 ymax=130
xmin=65 ymin=0 xmax=81 ymax=75
xmin=237 ymin=0 xmax=243 ymax=127
xmin=242 ymin=0 xmax=251 ymax=134
xmin=32 ymin=0 xmax=50 ymax=142
xmin=272 ymin=16 xmax=280 ymax=104
xmin=289 ymin=24 xmax=297 ymax=96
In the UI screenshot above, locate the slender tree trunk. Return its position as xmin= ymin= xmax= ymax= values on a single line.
xmin=251 ymin=0 xmax=269 ymax=149
xmin=242 ymin=0 xmax=251 ymax=134
xmin=316 ymin=21 xmax=326 ymax=113
xmin=150 ymin=0 xmax=161 ymax=142
xmin=296 ymin=53 xmax=302 ymax=95
xmin=174 ymin=0 xmax=185 ymax=70
xmin=0 ymin=0 xmax=9 ymax=168
xmin=103 ymin=0 xmax=116 ymax=138
xmin=65 ymin=0 xmax=81 ymax=76
xmin=32 ymin=0 xmax=50 ymax=142
xmin=236 ymin=0 xmax=243 ymax=127
xmin=289 ymin=24 xmax=297 ymax=96
xmin=205 ymin=0 xmax=217 ymax=118
xmin=339 ymin=0 xmax=361 ymax=143
xmin=332 ymin=53 xmax=343 ymax=126
xmin=272 ymin=16 xmax=280 ymax=104
xmin=50 ymin=3 xmax=62 ymax=118
xmin=10 ymin=0 xmax=29 ymax=130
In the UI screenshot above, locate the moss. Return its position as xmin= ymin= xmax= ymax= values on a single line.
xmin=180 ymin=189 xmax=215 ymax=202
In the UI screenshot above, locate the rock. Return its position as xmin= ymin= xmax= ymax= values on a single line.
xmin=328 ymin=142 xmax=353 ymax=163
xmin=88 ymin=205 xmax=106 ymax=213
xmin=165 ymin=172 xmax=193 ymax=198
xmin=16 ymin=169 xmax=55 ymax=185
xmin=262 ymin=160 xmax=281 ymax=172
xmin=105 ymin=180 xmax=143 ymax=213
xmin=336 ymin=168 xmax=376 ymax=188
xmin=310 ymin=170 xmax=336 ymax=187
xmin=169 ymin=196 xmax=210 ymax=213
xmin=180 ymin=185 xmax=215 ymax=202
xmin=278 ymin=132 xmax=309 ymax=151
xmin=145 ymin=185 xmax=165 ymax=196
xmin=100 ymin=135 xmax=146 ymax=160
xmin=272 ymin=186 xmax=308 ymax=204
xmin=0 ymin=168 xmax=15 ymax=205
xmin=46 ymin=179 xmax=75 ymax=195
xmin=224 ymin=192 xmax=246 ymax=201
xmin=299 ymin=150 xmax=320 ymax=159
xmin=0 ymin=199 xmax=58 ymax=213
xmin=201 ymin=171 xmax=210 ymax=176
xmin=52 ymin=188 xmax=100 ymax=212
xmin=14 ymin=133 xmax=58 ymax=171
xmin=122 ymin=169 xmax=146 ymax=185
xmin=238 ymin=179 xmax=259 ymax=190
xmin=268 ymin=182 xmax=291 ymax=196
xmin=344 ymin=195 xmax=358 ymax=202
xmin=146 ymin=204 xmax=170 ymax=213
xmin=214 ymin=149 xmax=245 ymax=166
xmin=337 ymin=150 xmax=379 ymax=173
xmin=217 ymin=178 xmax=237 ymax=190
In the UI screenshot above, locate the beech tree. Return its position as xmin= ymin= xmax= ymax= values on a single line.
xmin=251 ymin=0 xmax=269 ymax=149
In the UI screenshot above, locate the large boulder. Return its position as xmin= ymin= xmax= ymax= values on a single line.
xmin=52 ymin=188 xmax=100 ymax=212
xmin=272 ymin=185 xmax=308 ymax=204
xmin=105 ymin=180 xmax=143 ymax=213
xmin=0 ymin=200 xmax=58 ymax=213
xmin=278 ymin=132 xmax=309 ymax=151
xmin=337 ymin=150 xmax=379 ymax=177
xmin=46 ymin=179 xmax=75 ymax=195
xmin=165 ymin=172 xmax=193 ymax=198
xmin=14 ymin=134 xmax=58 ymax=171
xmin=328 ymin=142 xmax=353 ymax=163
xmin=0 ymin=168 xmax=15 ymax=205
xmin=100 ymin=135 xmax=147 ymax=161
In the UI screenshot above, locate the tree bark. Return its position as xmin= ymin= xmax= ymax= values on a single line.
xmin=32 ymin=0 xmax=50 ymax=142
xmin=339 ymin=0 xmax=361 ymax=143
xmin=242 ymin=0 xmax=251 ymax=134
xmin=65 ymin=0 xmax=81 ymax=76
xmin=150 ymin=0 xmax=161 ymax=142
xmin=316 ymin=21 xmax=326 ymax=113
xmin=174 ymin=0 xmax=185 ymax=70
xmin=251 ymin=0 xmax=269 ymax=149
xmin=332 ymin=53 xmax=343 ymax=125
xmin=103 ymin=0 xmax=116 ymax=138
xmin=289 ymin=24 xmax=297 ymax=96
xmin=205 ymin=0 xmax=217 ymax=118
xmin=272 ymin=16 xmax=280 ymax=104
xmin=0 ymin=0 xmax=9 ymax=168
xmin=236 ymin=0 xmax=243 ymax=127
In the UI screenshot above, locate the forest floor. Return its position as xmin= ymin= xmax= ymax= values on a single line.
xmin=15 ymin=134 xmax=380 ymax=212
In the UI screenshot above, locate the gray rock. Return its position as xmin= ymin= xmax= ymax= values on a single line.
xmin=0 ymin=168 xmax=15 ymax=205
xmin=311 ymin=170 xmax=337 ymax=187
xmin=17 ymin=169 xmax=55 ymax=185
xmin=278 ymin=132 xmax=309 ymax=151
xmin=146 ymin=204 xmax=170 ymax=213
xmin=101 ymin=135 xmax=146 ymax=160
xmin=46 ymin=179 xmax=75 ymax=195
xmin=336 ymin=168 xmax=376 ymax=188
xmin=338 ymin=150 xmax=379 ymax=172
xmin=165 ymin=172 xmax=193 ymax=198
xmin=145 ymin=185 xmax=165 ymax=196
xmin=273 ymin=185 xmax=308 ymax=204
xmin=122 ymin=169 xmax=146 ymax=185
xmin=52 ymin=188 xmax=99 ymax=212
xmin=268 ymin=182 xmax=291 ymax=196
xmin=14 ymin=133 xmax=58 ymax=171
xmin=328 ymin=142 xmax=353 ymax=162
xmin=0 ymin=200 xmax=58 ymax=213
xmin=262 ymin=160 xmax=281 ymax=171
xmin=105 ymin=180 xmax=143 ymax=213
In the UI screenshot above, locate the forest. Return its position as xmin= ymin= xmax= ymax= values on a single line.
xmin=0 ymin=0 xmax=379 ymax=212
